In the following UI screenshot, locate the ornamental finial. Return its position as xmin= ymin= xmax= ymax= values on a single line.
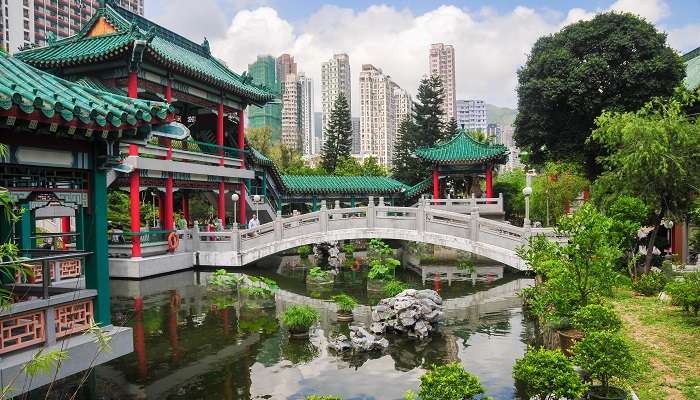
xmin=201 ymin=37 xmax=211 ymax=55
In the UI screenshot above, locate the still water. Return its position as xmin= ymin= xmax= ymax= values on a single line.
xmin=98 ymin=253 xmax=535 ymax=400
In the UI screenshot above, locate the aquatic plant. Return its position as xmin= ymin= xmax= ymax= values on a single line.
xmin=368 ymin=238 xmax=392 ymax=262
xmin=240 ymin=275 xmax=278 ymax=298
xmin=208 ymin=269 xmax=242 ymax=289
xmin=383 ymin=280 xmax=409 ymax=297
xmin=341 ymin=242 xmax=356 ymax=257
xmin=297 ymin=245 xmax=312 ymax=258
xmin=367 ymin=257 xmax=400 ymax=281
xmin=331 ymin=294 xmax=358 ymax=313
xmin=418 ymin=363 xmax=484 ymax=400
xmin=308 ymin=267 xmax=332 ymax=281
xmin=282 ymin=305 xmax=320 ymax=332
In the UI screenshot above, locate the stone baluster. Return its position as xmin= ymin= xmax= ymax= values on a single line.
xmin=320 ymin=200 xmax=328 ymax=233
xmin=470 ymin=207 xmax=480 ymax=242
xmin=274 ymin=210 xmax=283 ymax=241
xmin=367 ymin=196 xmax=375 ymax=228
xmin=416 ymin=198 xmax=425 ymax=236
xmin=334 ymin=200 xmax=341 ymax=220
xmin=232 ymin=222 xmax=240 ymax=253
xmin=192 ymin=222 xmax=201 ymax=251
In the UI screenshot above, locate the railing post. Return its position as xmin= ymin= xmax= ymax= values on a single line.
xmin=416 ymin=198 xmax=425 ymax=235
xmin=499 ymin=193 xmax=503 ymax=210
xmin=42 ymin=260 xmax=50 ymax=299
xmin=334 ymin=200 xmax=341 ymax=220
xmin=378 ymin=196 xmax=385 ymax=218
xmin=192 ymin=222 xmax=201 ymax=251
xmin=320 ymin=200 xmax=328 ymax=233
xmin=367 ymin=196 xmax=375 ymax=228
xmin=45 ymin=306 xmax=57 ymax=345
xmin=470 ymin=207 xmax=480 ymax=242
xmin=274 ymin=211 xmax=283 ymax=241
xmin=471 ymin=193 xmax=476 ymax=209
xmin=232 ymin=224 xmax=240 ymax=253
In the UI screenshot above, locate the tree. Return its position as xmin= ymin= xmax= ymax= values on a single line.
xmin=513 ymin=348 xmax=587 ymax=400
xmin=515 ymin=12 xmax=685 ymax=178
xmin=591 ymin=89 xmax=700 ymax=271
xmin=443 ymin=117 xmax=459 ymax=139
xmin=246 ymin=126 xmax=274 ymax=156
xmin=321 ymin=94 xmax=352 ymax=172
xmin=335 ymin=156 xmax=388 ymax=177
xmin=392 ymin=117 xmax=424 ymax=184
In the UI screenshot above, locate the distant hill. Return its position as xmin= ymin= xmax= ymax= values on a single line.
xmin=487 ymin=104 xmax=517 ymax=128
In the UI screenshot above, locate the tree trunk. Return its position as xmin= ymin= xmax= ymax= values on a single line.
xmin=643 ymin=223 xmax=661 ymax=273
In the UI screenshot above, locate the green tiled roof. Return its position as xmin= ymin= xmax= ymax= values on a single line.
xmin=0 ymin=53 xmax=172 ymax=129
xmin=16 ymin=3 xmax=275 ymax=104
xmin=684 ymin=46 xmax=700 ymax=90
xmin=74 ymin=77 xmax=127 ymax=96
xmin=281 ymin=175 xmax=408 ymax=195
xmin=404 ymin=177 xmax=433 ymax=199
xmin=415 ymin=130 xmax=508 ymax=165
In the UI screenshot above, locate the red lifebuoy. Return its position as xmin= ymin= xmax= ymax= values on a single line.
xmin=351 ymin=259 xmax=361 ymax=272
xmin=167 ymin=232 xmax=180 ymax=252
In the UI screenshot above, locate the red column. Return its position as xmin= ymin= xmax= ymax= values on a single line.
xmin=134 ymin=297 xmax=148 ymax=380
xmin=218 ymin=103 xmax=226 ymax=223
xmin=165 ymin=78 xmax=173 ymax=103
xmin=128 ymin=71 xmax=141 ymax=257
xmin=238 ymin=109 xmax=247 ymax=223
xmin=182 ymin=194 xmax=190 ymax=225
xmin=163 ymin=79 xmax=174 ymax=230
xmin=672 ymin=223 xmax=683 ymax=257
xmin=61 ymin=216 xmax=71 ymax=245
xmin=432 ymin=168 xmax=439 ymax=199
xmin=485 ymin=164 xmax=493 ymax=199
xmin=169 ymin=291 xmax=180 ymax=362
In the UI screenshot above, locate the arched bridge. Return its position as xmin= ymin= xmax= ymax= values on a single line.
xmin=192 ymin=198 xmax=563 ymax=271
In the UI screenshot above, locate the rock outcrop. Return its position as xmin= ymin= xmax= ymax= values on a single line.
xmin=328 ymin=326 xmax=389 ymax=353
xmin=370 ymin=289 xmax=444 ymax=339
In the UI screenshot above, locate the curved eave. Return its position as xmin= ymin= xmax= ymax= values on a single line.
xmin=416 ymin=153 xmax=508 ymax=166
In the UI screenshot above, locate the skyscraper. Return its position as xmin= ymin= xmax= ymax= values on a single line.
xmin=2 ymin=0 xmax=143 ymax=53
xmin=351 ymin=117 xmax=360 ymax=154
xmin=281 ymin=73 xmax=301 ymax=150
xmin=429 ymin=43 xmax=456 ymax=122
xmin=321 ymin=53 xmax=351 ymax=146
xmin=456 ymin=99 xmax=487 ymax=132
xmin=298 ymin=73 xmax=315 ymax=156
xmin=359 ymin=64 xmax=409 ymax=168
xmin=276 ymin=53 xmax=297 ymax=83
xmin=247 ymin=55 xmax=282 ymax=141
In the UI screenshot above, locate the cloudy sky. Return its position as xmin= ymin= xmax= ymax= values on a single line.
xmin=145 ymin=0 xmax=700 ymax=113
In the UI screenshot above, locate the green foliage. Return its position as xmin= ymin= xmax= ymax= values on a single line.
xmin=368 ymin=239 xmax=393 ymax=262
xmin=513 ymin=347 xmax=588 ymax=400
xmin=341 ymin=243 xmax=355 ymax=257
xmin=321 ymin=94 xmax=353 ymax=173
xmin=307 ymin=267 xmax=332 ymax=282
xmin=368 ymin=258 xmax=400 ymax=281
xmin=515 ymin=12 xmax=685 ymax=177
xmin=573 ymin=331 xmax=635 ymax=393
xmin=270 ymin=144 xmax=317 ymax=175
xmin=665 ymin=272 xmax=700 ymax=316
xmin=456 ymin=251 xmax=475 ymax=273
xmin=443 ymin=118 xmax=460 ymax=139
xmin=518 ymin=204 xmax=622 ymax=321
xmin=632 ymin=272 xmax=667 ymax=296
xmin=85 ymin=322 xmax=113 ymax=354
xmin=23 ymin=349 xmax=69 ymax=377
xmin=591 ymin=89 xmax=700 ymax=269
xmin=383 ymin=280 xmax=409 ymax=297
xmin=297 ymin=245 xmax=312 ymax=258
xmin=246 ymin=126 xmax=274 ymax=156
xmin=334 ymin=156 xmax=389 ymax=177
xmin=208 ymin=269 xmax=242 ymax=289
xmin=570 ymin=304 xmax=622 ymax=333
xmin=241 ymin=276 xmax=278 ymax=298
xmin=418 ymin=363 xmax=485 ymax=400
xmin=331 ymin=294 xmax=358 ymax=312
xmin=282 ymin=305 xmax=320 ymax=331
xmin=306 ymin=395 xmax=342 ymax=400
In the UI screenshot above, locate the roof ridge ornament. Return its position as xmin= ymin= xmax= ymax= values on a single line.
xmin=201 ymin=37 xmax=211 ymax=55
xmin=46 ymin=31 xmax=57 ymax=46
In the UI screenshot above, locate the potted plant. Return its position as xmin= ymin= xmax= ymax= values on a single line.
xmin=282 ymin=305 xmax=320 ymax=339
xmin=366 ymin=257 xmax=400 ymax=292
xmin=342 ymin=242 xmax=356 ymax=258
xmin=513 ymin=347 xmax=587 ymax=400
xmin=570 ymin=304 xmax=622 ymax=334
xmin=240 ymin=276 xmax=278 ymax=310
xmin=331 ymin=294 xmax=357 ymax=322
xmin=306 ymin=267 xmax=334 ymax=286
xmin=418 ymin=363 xmax=484 ymax=400
xmin=573 ymin=331 xmax=635 ymax=400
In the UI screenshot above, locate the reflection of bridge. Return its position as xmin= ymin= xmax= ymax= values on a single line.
xmin=193 ymin=199 xmax=562 ymax=271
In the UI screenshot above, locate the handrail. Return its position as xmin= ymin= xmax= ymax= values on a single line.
xmin=0 ymin=250 xmax=92 ymax=266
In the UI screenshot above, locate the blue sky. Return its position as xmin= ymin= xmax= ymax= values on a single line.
xmin=146 ymin=0 xmax=700 ymax=110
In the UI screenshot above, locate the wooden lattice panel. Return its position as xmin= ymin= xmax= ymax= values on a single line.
xmin=0 ymin=312 xmax=45 ymax=354
xmin=58 ymin=259 xmax=82 ymax=279
xmin=55 ymin=300 xmax=94 ymax=338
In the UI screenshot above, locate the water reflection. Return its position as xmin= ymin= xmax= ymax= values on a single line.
xmin=101 ymin=260 xmax=535 ymax=399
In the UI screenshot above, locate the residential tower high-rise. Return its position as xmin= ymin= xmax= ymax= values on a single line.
xmin=298 ymin=73 xmax=315 ymax=156
xmin=392 ymin=82 xmax=413 ymax=141
xmin=1 ymin=0 xmax=143 ymax=52
xmin=281 ymin=73 xmax=301 ymax=150
xmin=247 ymin=55 xmax=282 ymax=141
xmin=429 ymin=43 xmax=456 ymax=122
xmin=321 ymin=53 xmax=351 ymax=147
xmin=456 ymin=99 xmax=487 ymax=132
xmin=276 ymin=53 xmax=297 ymax=83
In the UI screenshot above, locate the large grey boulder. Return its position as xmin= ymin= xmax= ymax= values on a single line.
xmin=370 ymin=289 xmax=443 ymax=339
xmin=328 ymin=326 xmax=389 ymax=353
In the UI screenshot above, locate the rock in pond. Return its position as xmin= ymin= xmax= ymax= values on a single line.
xmin=370 ymin=289 xmax=443 ymax=339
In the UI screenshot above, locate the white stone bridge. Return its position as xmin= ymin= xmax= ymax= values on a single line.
xmin=191 ymin=198 xmax=563 ymax=271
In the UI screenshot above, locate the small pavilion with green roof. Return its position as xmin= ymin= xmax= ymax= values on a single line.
xmin=414 ymin=130 xmax=508 ymax=199
xmin=684 ymin=46 xmax=700 ymax=91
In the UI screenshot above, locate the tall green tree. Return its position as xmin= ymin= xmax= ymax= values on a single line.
xmin=321 ymin=94 xmax=352 ymax=172
xmin=591 ymin=89 xmax=700 ymax=271
xmin=515 ymin=12 xmax=685 ymax=178
xmin=443 ymin=117 xmax=460 ymax=139
xmin=246 ymin=126 xmax=274 ymax=156
xmin=392 ymin=117 xmax=424 ymax=184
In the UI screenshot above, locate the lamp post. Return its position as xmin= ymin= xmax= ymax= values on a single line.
xmin=253 ymin=194 xmax=261 ymax=219
xmin=231 ymin=193 xmax=239 ymax=228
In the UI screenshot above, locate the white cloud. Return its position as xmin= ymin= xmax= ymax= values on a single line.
xmin=205 ymin=0 xmax=691 ymax=114
xmin=667 ymin=24 xmax=700 ymax=54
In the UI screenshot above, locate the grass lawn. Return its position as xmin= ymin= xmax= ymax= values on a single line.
xmin=611 ymin=289 xmax=700 ymax=400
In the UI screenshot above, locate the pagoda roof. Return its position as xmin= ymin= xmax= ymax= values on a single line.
xmin=281 ymin=175 xmax=409 ymax=195
xmin=414 ymin=130 xmax=508 ymax=165
xmin=0 ymin=52 xmax=172 ymax=131
xmin=683 ymin=46 xmax=700 ymax=91
xmin=15 ymin=2 xmax=275 ymax=105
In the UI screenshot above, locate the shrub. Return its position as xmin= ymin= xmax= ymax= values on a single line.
xmin=367 ymin=258 xmax=400 ymax=281
xmin=306 ymin=396 xmax=341 ymax=400
xmin=573 ymin=331 xmax=635 ymax=396
xmin=632 ymin=271 xmax=667 ymax=296
xmin=665 ymin=272 xmax=700 ymax=316
xmin=208 ymin=269 xmax=242 ymax=289
xmin=418 ymin=363 xmax=484 ymax=400
xmin=513 ymin=348 xmax=588 ymax=400
xmin=282 ymin=305 xmax=320 ymax=331
xmin=308 ymin=267 xmax=332 ymax=281
xmin=241 ymin=276 xmax=278 ymax=298
xmin=368 ymin=238 xmax=392 ymax=262
xmin=331 ymin=294 xmax=357 ymax=313
xmin=570 ymin=304 xmax=622 ymax=333
xmin=342 ymin=243 xmax=355 ymax=257
xmin=297 ymin=245 xmax=312 ymax=258
xmin=384 ymin=280 xmax=409 ymax=297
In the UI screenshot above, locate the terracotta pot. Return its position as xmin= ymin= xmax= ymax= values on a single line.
xmin=588 ymin=385 xmax=628 ymax=400
xmin=557 ymin=329 xmax=584 ymax=356
xmin=336 ymin=311 xmax=354 ymax=322
xmin=288 ymin=328 xmax=310 ymax=339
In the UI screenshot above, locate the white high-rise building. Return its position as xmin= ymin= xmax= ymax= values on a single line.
xmin=321 ymin=53 xmax=351 ymax=147
xmin=1 ymin=0 xmax=143 ymax=53
xmin=429 ymin=43 xmax=456 ymax=122
xmin=281 ymin=73 xmax=301 ymax=150
xmin=456 ymin=99 xmax=487 ymax=132
xmin=298 ymin=73 xmax=315 ymax=156
xmin=360 ymin=64 xmax=410 ymax=168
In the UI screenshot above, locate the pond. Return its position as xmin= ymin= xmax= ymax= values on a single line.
xmin=98 ymin=249 xmax=535 ymax=399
